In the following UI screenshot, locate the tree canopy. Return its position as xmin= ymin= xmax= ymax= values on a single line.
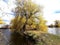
xmin=11 ymin=0 xmax=47 ymax=33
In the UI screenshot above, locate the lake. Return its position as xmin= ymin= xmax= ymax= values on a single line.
xmin=0 ymin=28 xmax=60 ymax=45
xmin=48 ymin=28 xmax=60 ymax=36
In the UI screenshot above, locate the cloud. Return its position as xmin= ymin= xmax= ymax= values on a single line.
xmin=1 ymin=0 xmax=60 ymax=25
xmin=0 ymin=0 xmax=15 ymax=24
xmin=32 ymin=0 xmax=60 ymax=25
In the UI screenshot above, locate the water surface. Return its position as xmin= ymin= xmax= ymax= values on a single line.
xmin=48 ymin=28 xmax=60 ymax=36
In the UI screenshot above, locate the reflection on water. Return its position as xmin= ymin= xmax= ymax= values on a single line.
xmin=0 ymin=29 xmax=11 ymax=45
xmin=0 ymin=29 xmax=35 ymax=45
xmin=48 ymin=28 xmax=60 ymax=36
xmin=0 ymin=28 xmax=60 ymax=45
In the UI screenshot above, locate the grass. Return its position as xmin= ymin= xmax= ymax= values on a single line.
xmin=24 ymin=31 xmax=60 ymax=45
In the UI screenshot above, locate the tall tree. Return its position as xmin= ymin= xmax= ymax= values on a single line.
xmin=54 ymin=20 xmax=60 ymax=27
xmin=11 ymin=0 xmax=47 ymax=33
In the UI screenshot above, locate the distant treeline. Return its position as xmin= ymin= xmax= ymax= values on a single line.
xmin=48 ymin=20 xmax=60 ymax=28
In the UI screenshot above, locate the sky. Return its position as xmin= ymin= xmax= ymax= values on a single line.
xmin=32 ymin=0 xmax=60 ymax=25
xmin=0 ymin=0 xmax=60 ymax=25
xmin=0 ymin=0 xmax=15 ymax=24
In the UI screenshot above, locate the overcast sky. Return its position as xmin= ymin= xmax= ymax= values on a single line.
xmin=0 ymin=0 xmax=15 ymax=24
xmin=32 ymin=0 xmax=60 ymax=25
xmin=0 ymin=0 xmax=60 ymax=25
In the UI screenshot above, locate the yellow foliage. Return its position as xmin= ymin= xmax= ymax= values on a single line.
xmin=11 ymin=15 xmax=26 ymax=32
xmin=0 ymin=18 xmax=5 ymax=24
xmin=31 ymin=24 xmax=36 ymax=29
xmin=37 ymin=15 xmax=47 ymax=32
xmin=11 ymin=0 xmax=47 ymax=33
xmin=39 ymin=24 xmax=47 ymax=32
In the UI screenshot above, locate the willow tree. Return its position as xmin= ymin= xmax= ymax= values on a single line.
xmin=36 ymin=15 xmax=47 ymax=32
xmin=11 ymin=0 xmax=47 ymax=33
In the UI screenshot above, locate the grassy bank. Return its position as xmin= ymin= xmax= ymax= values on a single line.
xmin=35 ymin=33 xmax=60 ymax=45
xmin=24 ymin=31 xmax=60 ymax=45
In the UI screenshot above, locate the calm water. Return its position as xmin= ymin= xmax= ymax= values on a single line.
xmin=48 ymin=28 xmax=60 ymax=36
xmin=0 ymin=29 xmax=11 ymax=45
xmin=0 ymin=28 xmax=60 ymax=45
